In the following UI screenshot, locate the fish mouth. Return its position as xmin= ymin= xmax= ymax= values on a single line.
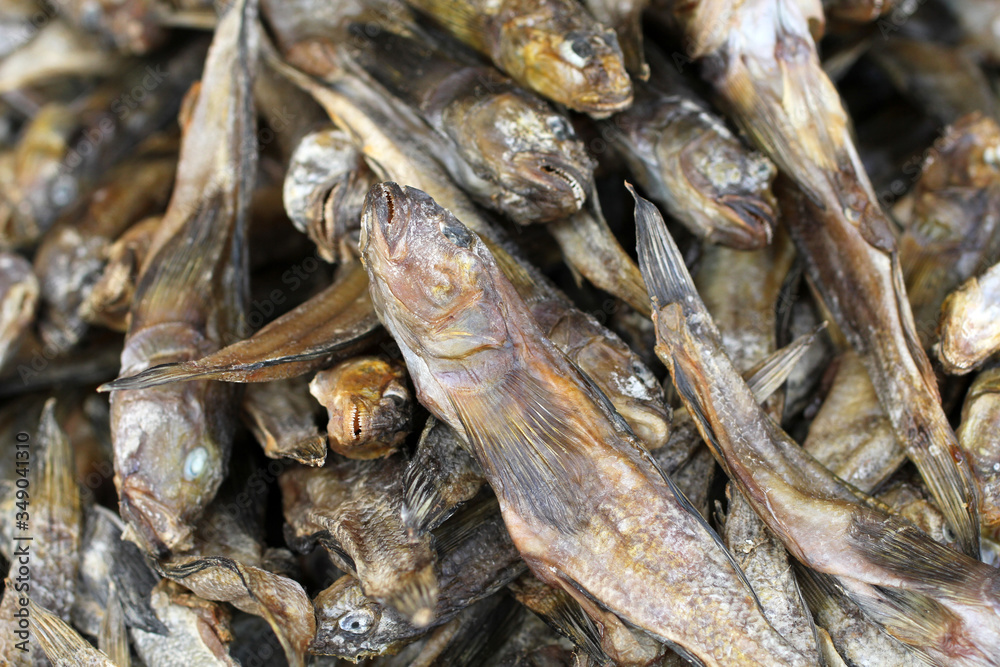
xmin=712 ymin=195 xmax=775 ymax=249
xmin=572 ymin=83 xmax=633 ymax=119
xmin=511 ymin=154 xmax=589 ymax=221
xmin=362 ymin=181 xmax=407 ymax=257
xmin=119 ymin=479 xmax=193 ymax=557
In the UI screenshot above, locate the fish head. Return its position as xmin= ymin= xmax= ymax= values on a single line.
xmin=503 ymin=25 xmax=632 ymax=117
xmin=112 ymin=379 xmax=233 ymax=557
xmin=449 ymin=90 xmax=594 ymax=222
xmin=310 ymin=575 xmax=413 ymax=659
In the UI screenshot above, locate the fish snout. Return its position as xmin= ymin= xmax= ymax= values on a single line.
xmin=119 ymin=478 xmax=193 ymax=557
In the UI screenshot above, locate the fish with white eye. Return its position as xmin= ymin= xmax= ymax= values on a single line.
xmin=339 ymin=609 xmax=376 ymax=635
xmin=183 ymin=446 xmax=208 ymax=481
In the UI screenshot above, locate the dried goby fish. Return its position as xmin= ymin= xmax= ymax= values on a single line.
xmin=283 ymin=128 xmax=376 ymax=263
xmin=130 ymin=580 xmax=240 ymax=667
xmin=159 ymin=460 xmax=316 ymax=667
xmin=868 ymin=37 xmax=998 ymax=124
xmin=636 ymin=190 xmax=1000 ymax=664
xmin=802 ymin=351 xmax=903 ymax=493
xmin=102 ymin=0 xmax=259 ymax=557
xmin=27 ymin=599 xmax=117 ymax=667
xmin=796 ymin=566 xmax=926 ymax=667
xmin=403 ymin=0 xmax=632 ymax=117
xmin=243 ymin=377 xmax=327 ymax=466
xmin=895 ymin=112 xmax=1000 ymax=344
xmin=0 ymin=250 xmax=38 ymax=369
xmin=310 ymin=493 xmax=525 ymax=659
xmin=402 ymin=417 xmax=484 ymax=535
xmin=957 ymin=363 xmax=1000 ymax=543
xmin=309 ymin=356 xmax=412 ymax=460
xmin=936 ymin=260 xmax=1000 ymax=374
xmin=665 ymin=0 xmax=982 ymax=555
xmin=583 ymin=0 xmax=649 ymax=79
xmin=100 ymin=260 xmax=380 ymax=387
xmin=607 ymin=49 xmax=777 ymax=250
xmin=281 ymin=452 xmax=438 ymax=625
xmin=0 ymin=41 xmax=206 ymax=247
xmin=81 ymin=215 xmax=162 ymax=333
xmin=361 ymin=183 xmax=810 ymax=665
xmin=265 ymin=49 xmax=671 ymax=450
xmin=33 ymin=149 xmax=176 ymax=350
xmin=343 ymin=21 xmax=594 ymax=223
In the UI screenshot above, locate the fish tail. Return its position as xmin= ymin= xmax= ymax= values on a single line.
xmin=98 ymin=361 xmax=200 ymax=392
xmin=630 ymin=183 xmax=700 ymax=312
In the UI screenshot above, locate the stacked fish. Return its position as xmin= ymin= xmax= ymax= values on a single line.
xmin=2 ymin=0 xmax=1000 ymax=665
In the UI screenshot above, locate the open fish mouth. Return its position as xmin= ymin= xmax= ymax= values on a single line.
xmin=510 ymin=153 xmax=590 ymax=220
xmin=119 ymin=479 xmax=194 ymax=558
xmin=712 ymin=194 xmax=775 ymax=249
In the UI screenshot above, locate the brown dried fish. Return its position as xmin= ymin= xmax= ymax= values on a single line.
xmin=309 ymin=356 xmax=412 ymax=460
xmin=957 ymin=363 xmax=1000 ymax=543
xmin=936 ymin=260 xmax=1000 ymax=374
xmin=243 ymin=377 xmax=327 ymax=466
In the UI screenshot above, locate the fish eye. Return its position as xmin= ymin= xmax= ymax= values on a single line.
xmin=559 ymin=38 xmax=590 ymax=68
xmin=571 ymin=37 xmax=594 ymax=60
xmin=383 ymin=384 xmax=408 ymax=407
xmin=183 ymin=447 xmax=209 ymax=481
xmin=439 ymin=220 xmax=474 ymax=248
xmin=339 ymin=609 xmax=375 ymax=635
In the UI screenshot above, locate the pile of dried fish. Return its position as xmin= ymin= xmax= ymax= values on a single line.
xmin=3 ymin=0 xmax=1000 ymax=665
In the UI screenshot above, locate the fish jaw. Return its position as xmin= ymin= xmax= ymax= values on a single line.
xmin=119 ymin=477 xmax=195 ymax=557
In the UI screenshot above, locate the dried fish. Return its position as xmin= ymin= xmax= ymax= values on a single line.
xmin=403 ymin=0 xmax=632 ymax=117
xmin=361 ymin=182 xmax=810 ymax=665
xmin=583 ymin=0 xmax=649 ymax=79
xmin=243 ymin=377 xmax=327 ymax=466
xmin=0 ymin=250 xmax=38 ymax=369
xmin=636 ymin=189 xmax=1000 ymax=664
xmin=936 ymin=260 xmax=1000 ymax=374
xmin=280 ymin=452 xmax=438 ymax=625
xmin=0 ymin=20 xmax=117 ymax=94
xmin=104 ymin=0 xmax=259 ymax=557
xmin=607 ymin=49 xmax=777 ymax=249
xmin=309 ymin=356 xmax=412 ymax=460
xmin=957 ymin=363 xmax=1000 ymax=543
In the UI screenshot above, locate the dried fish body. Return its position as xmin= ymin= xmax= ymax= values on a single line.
xmin=105 ymin=0 xmax=259 ymax=557
xmin=403 ymin=0 xmax=632 ymax=117
xmin=869 ymin=37 xmax=998 ymax=124
xmin=0 ymin=251 xmax=38 ymax=369
xmin=345 ymin=23 xmax=594 ymax=223
xmin=803 ymin=351 xmax=903 ymax=493
xmin=280 ymin=452 xmax=438 ymax=626
xmin=283 ymin=128 xmax=375 ymax=263
xmin=81 ymin=215 xmax=162 ymax=333
xmin=130 ymin=580 xmax=240 ymax=667
xmin=957 ymin=364 xmax=1000 ymax=543
xmin=937 ymin=260 xmax=1000 ymax=374
xmin=0 ymin=41 xmax=206 ymax=247
xmin=309 ymin=356 xmax=412 ymax=460
xmin=361 ymin=183 xmax=811 ymax=665
xmin=635 ymin=190 xmax=1000 ymax=664
xmin=607 ymin=53 xmax=777 ymax=249
xmin=895 ymin=112 xmax=1000 ymax=344
xmin=33 ymin=151 xmax=177 ymax=350
xmin=310 ymin=494 xmax=525 ymax=660
xmin=100 ymin=259 xmax=380 ymax=388
xmin=243 ymin=377 xmax=327 ymax=466
xmin=583 ymin=0 xmax=649 ymax=79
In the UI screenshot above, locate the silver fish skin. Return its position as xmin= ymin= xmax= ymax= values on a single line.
xmin=360 ymin=182 xmax=811 ymax=666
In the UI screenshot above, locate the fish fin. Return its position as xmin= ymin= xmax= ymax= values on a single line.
xmin=402 ymin=418 xmax=481 ymax=534
xmin=432 ymin=490 xmax=501 ymax=556
xmin=28 ymin=599 xmax=115 ymax=665
xmin=849 ymin=585 xmax=961 ymax=664
xmin=36 ymin=399 xmax=80 ymax=526
xmin=99 ymin=582 xmax=131 ymax=667
xmin=745 ymin=325 xmax=825 ymax=401
xmin=630 ymin=183 xmax=701 ymax=312
xmin=433 ymin=595 xmax=523 ymax=667
xmin=890 ymin=251 xmax=939 ymax=398
xmin=509 ymin=576 xmax=612 ymax=665
xmin=848 ymin=513 xmax=997 ymax=606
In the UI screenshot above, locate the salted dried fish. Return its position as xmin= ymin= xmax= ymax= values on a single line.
xmin=896 ymin=113 xmax=1000 ymax=344
xmin=243 ymin=377 xmax=327 ymax=466
xmin=344 ymin=21 xmax=594 ymax=223
xmin=310 ymin=493 xmax=524 ymax=660
xmin=936 ymin=260 xmax=1000 ymax=374
xmin=281 ymin=452 xmax=438 ymax=626
xmin=130 ymin=580 xmax=239 ymax=667
xmin=803 ymin=351 xmax=903 ymax=493
xmin=81 ymin=215 xmax=162 ymax=333
xmin=403 ymin=0 xmax=632 ymax=117
xmin=100 ymin=260 xmax=379 ymax=388
xmin=361 ymin=182 xmax=810 ymax=665
xmin=33 ymin=149 xmax=176 ymax=350
xmin=283 ymin=128 xmax=375 ymax=263
xmin=957 ymin=363 xmax=1000 ymax=543
xmin=607 ymin=49 xmax=777 ymax=249
xmin=103 ymin=0 xmax=259 ymax=557
xmin=636 ymin=189 xmax=1000 ymax=664
xmin=0 ymin=251 xmax=38 ymax=369
xmin=309 ymin=356 xmax=412 ymax=460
